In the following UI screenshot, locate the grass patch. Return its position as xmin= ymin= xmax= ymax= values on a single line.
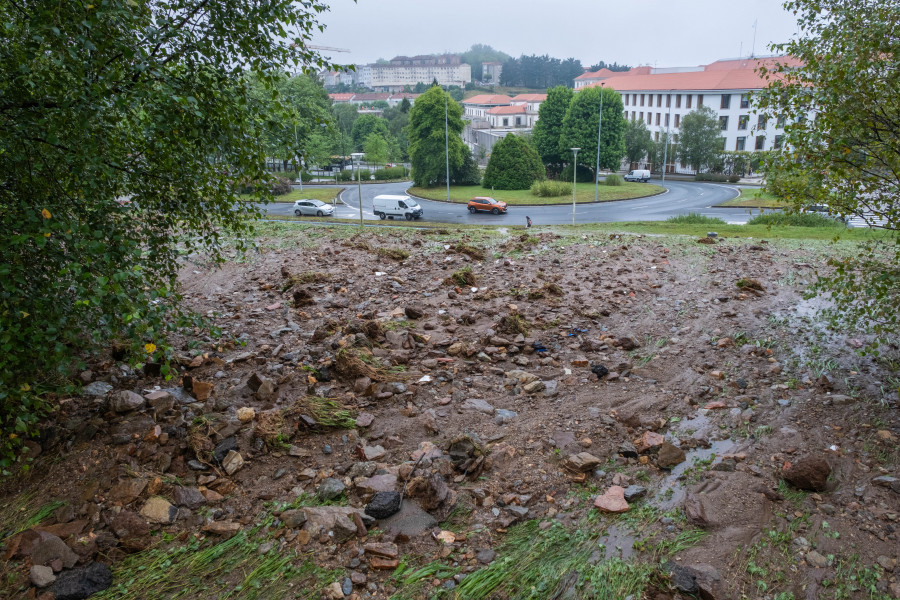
xmin=777 ymin=479 xmax=809 ymax=505
xmin=666 ymin=212 xmax=727 ymax=225
xmin=497 ymin=313 xmax=529 ymax=336
xmin=447 ymin=266 xmax=476 ymax=287
xmin=334 ymin=348 xmax=393 ymax=382
xmin=93 ymin=527 xmax=340 ymax=600
xmin=454 ymin=243 xmax=487 ymax=261
xmin=719 ymin=189 xmax=786 ymax=208
xmin=376 ymin=247 xmax=410 ymax=261
xmin=242 ymin=187 xmax=343 ymax=204
xmin=390 ymin=558 xmax=461 ymax=600
xmin=281 ymin=271 xmax=330 ymax=292
xmin=746 ymin=212 xmax=846 ymax=228
xmin=285 ymin=396 xmax=356 ymax=430
xmin=408 ymin=182 xmax=664 ymax=206
xmin=0 ymin=493 xmax=66 ymax=539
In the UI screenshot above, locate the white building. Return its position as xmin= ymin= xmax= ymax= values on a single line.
xmin=462 ymin=94 xmax=512 ymax=119
xmin=358 ymin=55 xmax=471 ymax=92
xmin=482 ymin=61 xmax=503 ymax=84
xmin=581 ymin=57 xmax=803 ymax=171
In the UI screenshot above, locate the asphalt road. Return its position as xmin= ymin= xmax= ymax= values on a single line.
xmin=261 ymin=180 xmax=766 ymax=225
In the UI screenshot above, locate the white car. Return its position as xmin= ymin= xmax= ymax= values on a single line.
xmin=293 ymin=199 xmax=334 ymax=217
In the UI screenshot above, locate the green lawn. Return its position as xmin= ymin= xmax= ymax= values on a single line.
xmin=408 ymin=182 xmax=664 ymax=206
xmin=719 ymin=189 xmax=787 ymax=208
xmin=243 ymin=187 xmax=344 ymax=204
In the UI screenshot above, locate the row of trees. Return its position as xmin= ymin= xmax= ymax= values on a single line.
xmin=500 ymin=55 xmax=587 ymax=89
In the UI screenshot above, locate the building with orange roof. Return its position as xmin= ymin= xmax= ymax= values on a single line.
xmin=461 ymin=95 xmax=513 ymax=119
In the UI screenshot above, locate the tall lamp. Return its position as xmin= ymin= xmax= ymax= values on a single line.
xmin=570 ymin=147 xmax=581 ymax=225
xmin=351 ymin=152 xmax=364 ymax=228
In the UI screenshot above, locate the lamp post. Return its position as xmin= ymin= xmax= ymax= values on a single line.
xmin=570 ymin=147 xmax=580 ymax=225
xmin=351 ymin=152 xmax=364 ymax=228
xmin=445 ymin=94 xmax=450 ymax=203
xmin=662 ymin=92 xmax=673 ymax=185
xmin=594 ymin=83 xmax=604 ymax=203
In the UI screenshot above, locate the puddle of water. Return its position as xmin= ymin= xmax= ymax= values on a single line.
xmin=588 ymin=525 xmax=636 ymax=564
xmin=654 ymin=438 xmax=737 ymax=511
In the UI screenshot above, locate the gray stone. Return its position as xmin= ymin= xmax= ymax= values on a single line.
xmin=365 ymin=491 xmax=402 ymax=520
xmin=623 ymin=485 xmax=647 ymax=501
xmin=356 ymin=474 xmax=397 ymax=494
xmin=543 ymin=380 xmax=559 ymax=397
xmin=806 ymin=550 xmax=829 ymax=568
xmin=494 ymin=409 xmax=518 ymax=425
xmin=476 ymin=549 xmax=496 ymax=564
xmin=50 ymin=562 xmax=113 ymax=600
xmin=83 ymin=381 xmax=113 ymax=397
xmin=140 ymin=496 xmax=176 ymax=524
xmin=522 ymin=380 xmax=546 ymax=394
xmin=110 ymin=390 xmax=145 ymax=412
xmin=32 ymin=534 xmax=78 ymax=569
xmin=347 ymin=461 xmax=378 ymax=480
xmin=280 ymin=509 xmax=308 ymax=528
xmin=872 ymin=476 xmax=900 ymax=493
xmin=30 ymin=565 xmax=56 ymax=588
xmin=222 ymin=450 xmax=244 ymax=475
xmin=378 ymin=500 xmax=437 ymax=538
xmin=360 ymin=445 xmax=386 ymax=461
xmin=302 ymin=506 xmax=362 ymax=543
xmin=342 ymin=577 xmax=353 ymax=596
xmin=317 ymin=478 xmax=346 ymax=501
xmin=172 ymin=487 xmax=206 ymax=509
xmin=462 ymin=398 xmax=495 ymax=415
xmin=213 ymin=437 xmax=237 ymax=465
xmin=666 ymin=563 xmax=699 ymax=594
xmin=562 ymin=452 xmax=603 ymax=473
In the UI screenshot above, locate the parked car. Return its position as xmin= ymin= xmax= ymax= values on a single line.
xmin=803 ymin=203 xmax=849 ymax=223
xmin=624 ymin=169 xmax=651 ymax=182
xmin=293 ymin=199 xmax=334 ymax=217
xmin=467 ymin=196 xmax=507 ymax=215
xmin=373 ymin=194 xmax=423 ymax=220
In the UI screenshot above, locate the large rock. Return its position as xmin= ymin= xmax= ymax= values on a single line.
xmin=317 ymin=478 xmax=346 ymax=501
xmin=222 ymin=450 xmax=244 ymax=475
xmin=110 ymin=511 xmax=151 ymax=552
xmin=83 ymin=381 xmax=113 ymax=397
xmin=633 ymin=431 xmax=665 ymax=453
xmin=378 ymin=500 xmax=437 ymax=538
xmin=30 ymin=565 xmax=56 ymax=588
xmin=462 ymin=398 xmax=495 ymax=415
xmin=783 ymin=455 xmax=831 ymax=492
xmin=280 ymin=509 xmax=308 ymax=528
xmin=139 ymin=496 xmax=176 ymax=524
xmin=657 ymin=443 xmax=686 ymax=469
xmin=562 ymin=452 xmax=603 ymax=473
xmin=110 ymin=390 xmax=145 ymax=413
xmin=172 ymin=486 xmax=206 ymax=509
xmin=31 ymin=533 xmax=79 ymax=569
xmin=593 ymin=486 xmax=630 ymax=513
xmin=50 ymin=562 xmax=113 ymax=600
xmin=108 ymin=478 xmax=148 ymax=505
xmin=365 ymin=491 xmax=402 ymax=520
xmin=356 ymin=474 xmax=397 ymax=494
xmin=302 ymin=506 xmax=363 ymax=543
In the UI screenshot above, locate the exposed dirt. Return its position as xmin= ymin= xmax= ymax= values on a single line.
xmin=1 ymin=225 xmax=899 ymax=599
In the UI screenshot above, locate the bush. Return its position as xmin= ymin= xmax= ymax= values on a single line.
xmin=275 ymin=170 xmax=298 ymax=181
xmin=482 ymin=134 xmax=544 ymax=190
xmin=695 ymin=173 xmax=728 ymax=182
xmin=530 ymin=180 xmax=573 ymax=197
xmin=746 ymin=212 xmax=846 ymax=228
xmin=300 ymin=171 xmax=313 ymax=183
xmin=604 ymin=174 xmax=623 ymax=186
xmin=338 ymin=169 xmax=354 ymax=182
xmin=727 ymin=175 xmax=741 ymax=183
xmin=272 ymin=177 xmax=292 ymax=195
xmin=666 ymin=213 xmax=727 ymax=225
xmin=374 ymin=166 xmax=406 ymax=180
xmin=560 ymin=163 xmax=595 ymax=183
xmin=358 ymin=169 xmax=371 ymax=180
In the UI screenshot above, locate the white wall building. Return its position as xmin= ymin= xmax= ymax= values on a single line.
xmin=461 ymin=94 xmax=512 ymax=119
xmin=582 ymin=57 xmax=803 ymax=171
xmin=358 ymin=55 xmax=471 ymax=92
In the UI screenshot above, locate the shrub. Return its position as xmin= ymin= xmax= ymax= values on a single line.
xmin=300 ymin=171 xmax=313 ymax=183
xmin=482 ymin=134 xmax=544 ymax=190
xmin=272 ymin=177 xmax=292 ymax=195
xmin=530 ymin=180 xmax=573 ymax=197
xmin=727 ymin=175 xmax=741 ymax=183
xmin=666 ymin=213 xmax=727 ymax=225
xmin=560 ymin=163 xmax=595 ymax=183
xmin=338 ymin=169 xmax=354 ymax=182
xmin=695 ymin=173 xmax=728 ymax=182
xmin=358 ymin=169 xmax=371 ymax=180
xmin=746 ymin=212 xmax=846 ymax=228
xmin=374 ymin=166 xmax=406 ymax=180
xmin=275 ymin=170 xmax=298 ymax=181
xmin=605 ymin=174 xmax=624 ymax=186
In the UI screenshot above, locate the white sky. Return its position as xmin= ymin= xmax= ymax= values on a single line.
xmin=312 ymin=0 xmax=800 ymax=70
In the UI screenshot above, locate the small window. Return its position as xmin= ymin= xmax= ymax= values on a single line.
xmin=516 ymin=117 xmax=521 ymax=125
xmin=774 ymin=135 xmax=783 ymax=149
xmin=719 ymin=116 xmax=729 ymax=130
xmin=674 ymin=114 xmax=680 ymax=128
xmin=776 ymin=114 xmax=786 ymax=128
xmin=665 ymin=113 xmax=670 ymax=127
xmin=755 ymin=136 xmax=766 ymax=150
xmin=738 ymin=115 xmax=749 ymax=130
xmin=666 ymin=94 xmax=671 ymax=108
xmin=632 ymin=94 xmax=637 ymax=105
xmin=640 ymin=94 xmax=645 ymax=106
xmin=647 ymin=94 xmax=653 ymax=107
xmin=656 ymin=113 xmax=660 ymax=125
xmin=686 ymin=95 xmax=692 ymax=109
xmin=631 ymin=111 xmax=636 ymax=120
xmin=698 ymin=94 xmax=703 ymax=107
xmin=740 ymin=93 xmax=751 ymax=109
xmin=720 ymin=138 xmax=727 ymax=150
xmin=735 ymin=137 xmax=746 ymax=151
xmin=624 ymin=95 xmax=629 ymax=106
xmin=639 ymin=112 xmax=643 ymax=121
xmin=657 ymin=94 xmax=663 ymax=107
xmin=654 ymin=131 xmax=659 ymax=141
xmin=675 ymin=94 xmax=681 ymax=108
xmin=720 ymin=94 xmax=731 ymax=109
xmin=647 ymin=113 xmax=652 ymax=125
xmin=757 ymin=115 xmax=768 ymax=130
xmin=503 ymin=118 xmax=508 ymax=126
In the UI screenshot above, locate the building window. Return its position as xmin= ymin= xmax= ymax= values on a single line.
xmin=647 ymin=113 xmax=652 ymax=125
xmin=516 ymin=117 xmax=521 ymax=125
xmin=503 ymin=118 xmax=508 ymax=126
xmin=776 ymin=114 xmax=786 ymax=128
xmin=755 ymin=136 xmax=766 ymax=150
xmin=740 ymin=93 xmax=751 ymax=109
xmin=674 ymin=114 xmax=680 ymax=128
xmin=632 ymin=94 xmax=637 ymax=105
xmin=647 ymin=94 xmax=653 ymax=107
xmin=719 ymin=116 xmax=729 ymax=130
xmin=735 ymin=137 xmax=746 ymax=151
xmin=698 ymin=94 xmax=703 ymax=107
xmin=656 ymin=113 xmax=661 ymax=125
xmin=666 ymin=94 xmax=671 ymax=108
xmin=665 ymin=113 xmax=670 ymax=127
xmin=720 ymin=94 xmax=731 ymax=109
xmin=757 ymin=115 xmax=768 ymax=130
xmin=686 ymin=95 xmax=692 ymax=109
xmin=639 ymin=112 xmax=643 ymax=121
xmin=738 ymin=115 xmax=749 ymax=130
xmin=774 ymin=135 xmax=783 ymax=149
xmin=632 ymin=111 xmax=636 ymax=120
xmin=624 ymin=95 xmax=629 ymax=106
xmin=676 ymin=94 xmax=681 ymax=108
xmin=640 ymin=94 xmax=645 ymax=106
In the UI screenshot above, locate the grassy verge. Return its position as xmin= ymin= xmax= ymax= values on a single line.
xmin=407 ymin=182 xmax=664 ymax=205
xmin=719 ymin=189 xmax=786 ymax=208
xmin=241 ymin=188 xmax=344 ymax=204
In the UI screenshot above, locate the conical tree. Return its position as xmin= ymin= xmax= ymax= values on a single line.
xmin=559 ymin=86 xmax=626 ymax=172
xmin=482 ymin=134 xmax=545 ymax=190
xmin=408 ymin=86 xmax=466 ymax=187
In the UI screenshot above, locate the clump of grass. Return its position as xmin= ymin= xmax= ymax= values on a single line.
xmin=736 ymin=278 xmax=766 ymax=293
xmin=390 ymin=559 xmax=461 ymax=600
xmin=653 ymin=529 xmax=709 ymax=557
xmin=530 ymin=180 xmax=573 ymax=197
xmin=777 ymin=479 xmax=809 ymax=504
xmin=286 ymin=396 xmax=356 ymax=429
xmin=584 ymin=558 xmax=655 ymax=597
xmin=334 ymin=348 xmax=389 ymax=382
xmin=454 ymin=243 xmax=486 ymax=261
xmin=604 ymin=174 xmax=624 ymax=186
xmin=498 ymin=313 xmax=529 ymax=336
xmin=255 ymin=411 xmax=288 ymax=448
xmin=0 ymin=494 xmax=66 ymax=540
xmin=281 ymin=271 xmax=330 ymax=291
xmin=447 ymin=266 xmax=476 ymax=287
xmin=666 ymin=213 xmax=727 ymax=225
xmin=376 ymin=247 xmax=410 ymax=261
xmin=541 ymin=282 xmax=563 ymax=296
xmin=746 ymin=212 xmax=845 ymax=228
xmin=440 ymin=496 xmax=475 ymax=533
xmin=381 ymin=319 xmax=412 ymax=332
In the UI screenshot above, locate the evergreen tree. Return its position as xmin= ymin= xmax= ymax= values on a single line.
xmin=532 ymin=86 xmax=574 ymax=174
xmin=482 ymin=135 xmax=545 ymax=190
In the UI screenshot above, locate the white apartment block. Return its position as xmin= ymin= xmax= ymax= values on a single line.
xmin=581 ymin=57 xmax=804 ymax=171
xmin=357 ymin=55 xmax=471 ymax=92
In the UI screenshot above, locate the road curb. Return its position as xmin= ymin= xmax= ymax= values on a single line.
xmin=404 ymin=185 xmax=667 ymax=207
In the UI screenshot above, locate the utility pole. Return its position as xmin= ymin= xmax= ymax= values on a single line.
xmin=662 ymin=92 xmax=673 ymax=185
xmin=445 ymin=94 xmax=450 ymax=203
xmin=594 ymin=83 xmax=604 ymax=203
xmin=570 ymin=148 xmax=580 ymax=225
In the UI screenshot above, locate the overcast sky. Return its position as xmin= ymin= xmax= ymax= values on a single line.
xmin=311 ymin=0 xmax=800 ymax=70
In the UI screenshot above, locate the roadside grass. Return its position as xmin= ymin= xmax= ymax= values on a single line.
xmin=241 ymin=187 xmax=344 ymax=204
xmin=720 ymin=189 xmax=787 ymax=208
xmin=666 ymin=212 xmax=727 ymax=225
xmin=407 ymin=182 xmax=664 ymax=205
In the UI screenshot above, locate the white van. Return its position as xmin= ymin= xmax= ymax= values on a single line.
xmin=372 ymin=195 xmax=423 ymax=221
xmin=624 ymin=169 xmax=651 ymax=183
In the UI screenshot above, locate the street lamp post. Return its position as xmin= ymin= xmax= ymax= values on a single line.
xmin=351 ymin=152 xmax=364 ymax=228
xmin=662 ymin=92 xmax=673 ymax=185
xmin=445 ymin=94 xmax=450 ymax=203
xmin=570 ymin=147 xmax=580 ymax=225
xmin=594 ymin=83 xmax=604 ymax=203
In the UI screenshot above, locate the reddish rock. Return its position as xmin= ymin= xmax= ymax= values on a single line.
xmin=783 ymin=455 xmax=831 ymax=492
xmin=704 ymin=401 xmax=727 ymax=409
xmin=191 ymin=380 xmax=214 ymax=401
xmin=561 ymin=452 xmax=602 ymax=473
xmin=657 ymin=443 xmax=686 ymax=469
xmin=593 ymin=486 xmax=630 ymax=513
xmin=202 ymin=521 xmax=241 ymax=537
xmin=363 ymin=542 xmax=399 ymax=559
xmin=633 ymin=431 xmax=665 ymax=453
xmin=369 ymin=556 xmax=400 ymax=570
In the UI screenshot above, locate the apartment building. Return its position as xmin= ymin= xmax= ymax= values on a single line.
xmin=357 ymin=55 xmax=471 ymax=92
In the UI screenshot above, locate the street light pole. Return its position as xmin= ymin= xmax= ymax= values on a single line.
xmin=351 ymin=152 xmax=364 ymax=228
xmin=662 ymin=92 xmax=673 ymax=185
xmin=594 ymin=83 xmax=604 ymax=203
xmin=445 ymin=94 xmax=450 ymax=203
xmin=570 ymin=147 xmax=580 ymax=225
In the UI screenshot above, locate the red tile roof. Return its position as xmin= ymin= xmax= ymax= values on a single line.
xmin=511 ymin=94 xmax=547 ymax=102
xmin=575 ymin=68 xmax=615 ymax=80
xmin=462 ymin=94 xmax=512 ymax=105
xmin=351 ymin=93 xmax=392 ymax=101
xmin=329 ymin=93 xmax=355 ymax=101
xmin=390 ymin=93 xmax=421 ymax=99
xmin=487 ymin=105 xmax=526 ymax=115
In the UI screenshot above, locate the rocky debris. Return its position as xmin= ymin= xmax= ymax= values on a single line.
xmin=404 ymin=306 xmax=424 ymax=319
xmin=365 ymin=491 xmax=402 ymax=520
xmin=50 ymin=562 xmax=113 ymax=600
xmin=666 ymin=562 xmax=699 ymax=595
xmin=590 ymin=363 xmax=609 ymax=379
xmin=303 ymin=506 xmax=366 ymax=543
xmin=355 ymin=412 xmax=375 ymax=428
xmin=364 ymin=542 xmax=399 ymax=559
xmin=236 ymin=407 xmax=255 ymax=422
xmin=172 ymin=486 xmax=206 ymax=509
xmin=110 ymin=390 xmax=145 ymax=412
xmin=280 ymin=509 xmax=308 ymax=528
xmin=656 ymin=442 xmax=686 ymax=469
xmin=872 ymin=475 xmax=899 ymax=493
xmin=562 ymin=452 xmax=603 ymax=473
xmin=477 ymin=549 xmax=496 ymax=564
xmin=203 ymin=521 xmax=242 ymax=537
xmin=623 ymin=485 xmax=647 ymax=501
xmin=30 ymin=565 xmax=56 ymax=588
xmin=806 ymin=550 xmax=829 ymax=568
xmin=140 ymin=496 xmax=176 ymax=524
xmin=406 ymin=474 xmax=453 ymax=511
xmin=110 ymin=512 xmax=150 ymax=552
xmin=83 ymin=381 xmax=113 ymax=396
xmin=633 ymin=431 xmax=665 ymax=453
xmin=222 ymin=450 xmax=244 ymax=475
xmin=378 ymin=501 xmax=437 ymax=539
xmin=145 ymin=390 xmax=174 ymax=413
xmin=783 ymin=455 xmax=831 ymax=492
xmin=316 ymin=478 xmax=346 ymax=501
xmin=32 ymin=534 xmax=79 ymax=570
xmin=593 ymin=486 xmax=630 ymax=513
xmin=357 ymin=445 xmax=386 ymax=461
xmin=462 ymin=398 xmax=495 ymax=415
xmin=108 ymin=478 xmax=148 ymax=505
xmin=494 ymin=409 xmax=517 ymax=425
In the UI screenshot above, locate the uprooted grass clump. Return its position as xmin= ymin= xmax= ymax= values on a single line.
xmin=454 ymin=243 xmax=486 ymax=261
xmin=0 ymin=493 xmax=66 ymax=541
xmin=285 ymin=396 xmax=356 ymax=430
xmin=447 ymin=266 xmax=476 ymax=287
xmin=736 ymin=278 xmax=766 ymax=293
xmin=334 ymin=348 xmax=389 ymax=382
xmin=281 ymin=271 xmax=330 ymax=291
xmin=376 ymin=247 xmax=410 ymax=261
xmin=498 ymin=313 xmax=530 ymax=336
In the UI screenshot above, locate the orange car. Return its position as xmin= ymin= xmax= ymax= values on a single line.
xmin=467 ymin=196 xmax=507 ymax=215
